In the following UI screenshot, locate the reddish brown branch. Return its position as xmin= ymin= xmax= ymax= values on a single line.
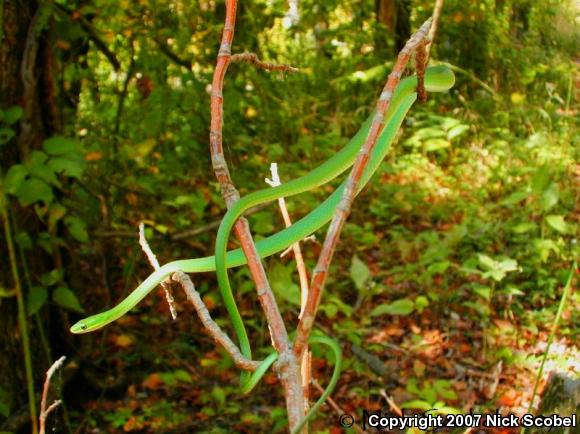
xmin=294 ymin=18 xmax=433 ymax=358
xmin=171 ymin=272 xmax=260 ymax=371
xmin=209 ymin=0 xmax=304 ymax=429
xmin=232 ymin=52 xmax=299 ymax=73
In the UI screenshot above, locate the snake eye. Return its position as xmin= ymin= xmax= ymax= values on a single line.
xmin=80 ymin=324 xmax=87 ymax=330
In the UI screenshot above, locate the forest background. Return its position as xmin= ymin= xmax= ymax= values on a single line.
xmin=0 ymin=0 xmax=578 ymax=433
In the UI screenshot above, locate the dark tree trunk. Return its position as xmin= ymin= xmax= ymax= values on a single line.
xmin=374 ymin=0 xmax=411 ymax=57
xmin=0 ymin=1 xmax=76 ymax=431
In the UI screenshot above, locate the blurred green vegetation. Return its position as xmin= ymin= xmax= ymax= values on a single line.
xmin=0 ymin=0 xmax=578 ymax=432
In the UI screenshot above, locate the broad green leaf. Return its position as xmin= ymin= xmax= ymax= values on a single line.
xmin=15 ymin=178 xmax=53 ymax=206
xmin=512 ymin=222 xmax=537 ymax=234
xmin=4 ymin=165 xmax=28 ymax=194
xmin=64 ymin=215 xmax=89 ymax=242
xmin=41 ymin=269 xmax=64 ymax=286
xmin=424 ymin=138 xmax=450 ymax=152
xmin=29 ymin=161 xmax=60 ymax=187
xmin=477 ymin=254 xmax=496 ymax=271
xmin=428 ymin=261 xmax=450 ymax=274
xmin=3 ymin=106 xmax=23 ymax=124
xmin=545 ymin=215 xmax=568 ymax=234
xmin=47 ymin=157 xmax=85 ymax=179
xmin=540 ymin=183 xmax=559 ymax=211
xmin=473 ymin=285 xmax=491 ymax=300
xmin=447 ymin=124 xmax=469 ymax=140
xmin=269 ymin=263 xmax=301 ymax=306
xmin=52 ymin=287 xmax=84 ymax=313
xmin=43 ymin=136 xmax=78 ymax=155
xmin=27 ymin=287 xmax=48 ymax=316
xmin=350 ymin=254 xmax=370 ymax=290
xmin=370 ymin=299 xmax=415 ymax=316
xmin=173 ymin=369 xmax=193 ymax=383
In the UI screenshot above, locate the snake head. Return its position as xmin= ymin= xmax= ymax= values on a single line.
xmin=70 ymin=321 xmax=89 ymax=334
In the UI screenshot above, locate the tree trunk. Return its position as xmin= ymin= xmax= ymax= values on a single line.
xmin=374 ymin=0 xmax=411 ymax=56
xmin=0 ymin=1 xmax=70 ymax=431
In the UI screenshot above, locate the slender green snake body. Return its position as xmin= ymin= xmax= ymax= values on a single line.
xmin=70 ymin=65 xmax=454 ymax=429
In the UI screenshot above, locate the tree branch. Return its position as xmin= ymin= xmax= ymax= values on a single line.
xmin=294 ymin=18 xmax=433 ymax=358
xmin=231 ymin=52 xmax=299 ymax=73
xmin=209 ymin=1 xmax=303 ymax=429
xmin=171 ymin=272 xmax=260 ymax=371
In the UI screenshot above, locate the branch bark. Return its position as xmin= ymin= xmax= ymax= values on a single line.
xmin=209 ymin=1 xmax=304 ymax=429
xmin=294 ymin=18 xmax=433 ymax=358
xmin=171 ymin=272 xmax=260 ymax=371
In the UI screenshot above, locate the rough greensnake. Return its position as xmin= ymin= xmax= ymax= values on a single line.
xmin=70 ymin=65 xmax=454 ymax=429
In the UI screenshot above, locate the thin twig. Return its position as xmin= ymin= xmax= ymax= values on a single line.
xmin=380 ymin=389 xmax=403 ymax=417
xmin=265 ymin=162 xmax=312 ymax=413
xmin=139 ymin=222 xmax=177 ymax=320
xmin=426 ymin=0 xmax=444 ymax=58
xmin=265 ymin=163 xmax=309 ymax=318
xmin=171 ymin=271 xmax=260 ymax=371
xmin=232 ymin=52 xmax=299 ymax=73
xmin=294 ymin=18 xmax=433 ymax=358
xmin=39 ymin=356 xmax=66 ymax=434
xmin=312 ymin=379 xmax=368 ymax=434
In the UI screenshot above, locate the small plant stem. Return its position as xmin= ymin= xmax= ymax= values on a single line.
xmin=1 ymin=198 xmax=38 ymax=434
xmin=526 ymin=263 xmax=576 ymax=416
xmin=14 ymin=227 xmax=53 ymax=363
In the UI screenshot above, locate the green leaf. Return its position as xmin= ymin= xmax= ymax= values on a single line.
xmin=269 ymin=263 xmax=301 ymax=306
xmin=173 ymin=369 xmax=193 ymax=383
xmin=3 ymin=106 xmax=23 ymax=124
xmin=427 ymin=261 xmax=450 ymax=274
xmin=414 ymin=295 xmax=429 ymax=313
xmin=477 ymin=254 xmax=496 ymax=271
xmin=52 ymin=287 xmax=84 ymax=313
xmin=512 ymin=222 xmax=537 ymax=234
xmin=41 ymin=269 xmax=64 ymax=286
xmin=424 ymin=138 xmax=450 ymax=152
xmin=4 ymin=165 xmax=28 ymax=194
xmin=350 ymin=254 xmax=370 ymax=290
xmin=27 ymin=287 xmax=48 ymax=316
xmin=400 ymin=400 xmax=434 ymax=411
xmin=0 ymin=128 xmax=15 ymax=146
xmin=43 ymin=136 xmax=78 ymax=155
xmin=29 ymin=161 xmax=60 ymax=188
xmin=15 ymin=232 xmax=33 ymax=250
xmin=540 ymin=183 xmax=559 ymax=211
xmin=370 ymin=299 xmax=415 ymax=316
xmin=545 ymin=215 xmax=568 ymax=234
xmin=15 ymin=178 xmax=53 ymax=206
xmin=47 ymin=157 xmax=85 ymax=179
xmin=64 ymin=215 xmax=89 ymax=242
xmin=447 ymin=124 xmax=469 ymax=140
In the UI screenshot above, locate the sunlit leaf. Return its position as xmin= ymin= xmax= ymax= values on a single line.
xmin=350 ymin=254 xmax=370 ymax=290
xmin=370 ymin=299 xmax=415 ymax=316
xmin=545 ymin=215 xmax=568 ymax=234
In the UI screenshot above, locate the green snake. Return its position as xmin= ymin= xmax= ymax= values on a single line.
xmin=70 ymin=65 xmax=454 ymax=428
